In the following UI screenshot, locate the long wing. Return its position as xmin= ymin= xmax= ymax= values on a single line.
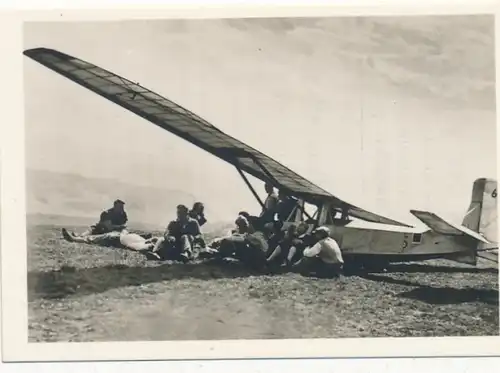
xmin=24 ymin=47 xmax=412 ymax=227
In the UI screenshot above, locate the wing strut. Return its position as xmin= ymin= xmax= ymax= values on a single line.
xmin=235 ymin=152 xmax=316 ymax=222
xmin=295 ymin=200 xmax=314 ymax=222
xmin=235 ymin=164 xmax=266 ymax=210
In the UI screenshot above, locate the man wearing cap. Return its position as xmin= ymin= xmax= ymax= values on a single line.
xmin=62 ymin=199 xmax=128 ymax=239
xmin=293 ymin=226 xmax=344 ymax=278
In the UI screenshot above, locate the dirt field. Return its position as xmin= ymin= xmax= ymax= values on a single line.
xmin=27 ymin=223 xmax=499 ymax=342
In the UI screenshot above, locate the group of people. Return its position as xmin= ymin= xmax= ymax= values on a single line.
xmin=61 ymin=183 xmax=345 ymax=278
xmin=61 ymin=200 xmax=208 ymax=261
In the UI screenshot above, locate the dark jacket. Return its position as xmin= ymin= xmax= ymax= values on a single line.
xmin=92 ymin=208 xmax=128 ymax=234
xmin=189 ymin=211 xmax=207 ymax=227
xmin=166 ymin=217 xmax=201 ymax=240
xmin=100 ymin=208 xmax=128 ymax=226
xmin=276 ymin=197 xmax=298 ymax=221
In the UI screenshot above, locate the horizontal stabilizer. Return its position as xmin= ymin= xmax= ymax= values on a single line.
xmin=479 ymin=242 xmax=498 ymax=251
xmin=410 ymin=210 xmax=489 ymax=243
xmin=477 ymin=250 xmax=498 ymax=263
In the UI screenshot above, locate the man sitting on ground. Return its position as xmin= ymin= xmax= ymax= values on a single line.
xmin=292 ymin=226 xmax=344 ymax=278
xmin=266 ymin=223 xmax=297 ymax=267
xmin=63 ymin=199 xmax=128 ymax=239
xmin=286 ymin=221 xmax=315 ymax=266
xmin=189 ymin=202 xmax=207 ymax=227
xmin=150 ymin=204 xmax=203 ymax=262
xmin=266 ymin=221 xmax=314 ymax=267
xmin=266 ymin=220 xmax=285 ymax=252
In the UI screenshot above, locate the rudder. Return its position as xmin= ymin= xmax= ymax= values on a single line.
xmin=462 ymin=178 xmax=497 ymax=245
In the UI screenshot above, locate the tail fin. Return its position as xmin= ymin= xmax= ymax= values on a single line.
xmin=462 ymin=178 xmax=498 ymax=246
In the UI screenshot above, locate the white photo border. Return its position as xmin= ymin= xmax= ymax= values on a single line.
xmin=1 ymin=0 xmax=499 ymax=362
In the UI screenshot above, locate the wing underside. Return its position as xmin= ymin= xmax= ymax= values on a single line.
xmin=24 ymin=47 xmax=411 ymax=227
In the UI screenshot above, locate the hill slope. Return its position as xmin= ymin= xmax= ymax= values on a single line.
xmin=25 ymin=169 xmax=232 ymax=232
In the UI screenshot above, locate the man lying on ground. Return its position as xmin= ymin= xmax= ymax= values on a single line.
xmin=292 ymin=226 xmax=344 ymax=278
xmin=64 ymin=199 xmax=128 ymax=239
xmin=61 ymin=228 xmax=159 ymax=252
xmin=200 ymin=211 xmax=255 ymax=257
xmin=209 ymin=213 xmax=249 ymax=249
xmin=209 ymin=214 xmax=269 ymax=270
xmin=150 ymin=204 xmax=204 ymax=262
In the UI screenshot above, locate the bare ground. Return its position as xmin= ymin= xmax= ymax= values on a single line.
xmin=27 ymin=224 xmax=499 ymax=342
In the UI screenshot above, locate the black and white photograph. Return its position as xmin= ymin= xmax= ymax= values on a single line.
xmin=2 ymin=8 xmax=499 ymax=361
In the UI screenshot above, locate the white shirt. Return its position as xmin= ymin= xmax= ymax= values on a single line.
xmin=303 ymin=237 xmax=344 ymax=264
xmin=120 ymin=232 xmax=149 ymax=251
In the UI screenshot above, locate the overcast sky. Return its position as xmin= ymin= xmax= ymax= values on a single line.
xmin=23 ymin=16 xmax=496 ymax=224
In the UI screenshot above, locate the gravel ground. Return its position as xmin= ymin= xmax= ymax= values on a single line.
xmin=27 ymin=224 xmax=499 ymax=342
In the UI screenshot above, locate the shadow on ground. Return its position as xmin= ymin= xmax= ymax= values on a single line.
xmin=29 ymin=257 xmax=499 ymax=302
xmin=383 ymin=263 xmax=498 ymax=274
xmin=361 ymin=273 xmax=499 ymax=306
xmin=400 ymin=287 xmax=499 ymax=306
xmin=28 ymin=260 xmax=261 ymax=301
